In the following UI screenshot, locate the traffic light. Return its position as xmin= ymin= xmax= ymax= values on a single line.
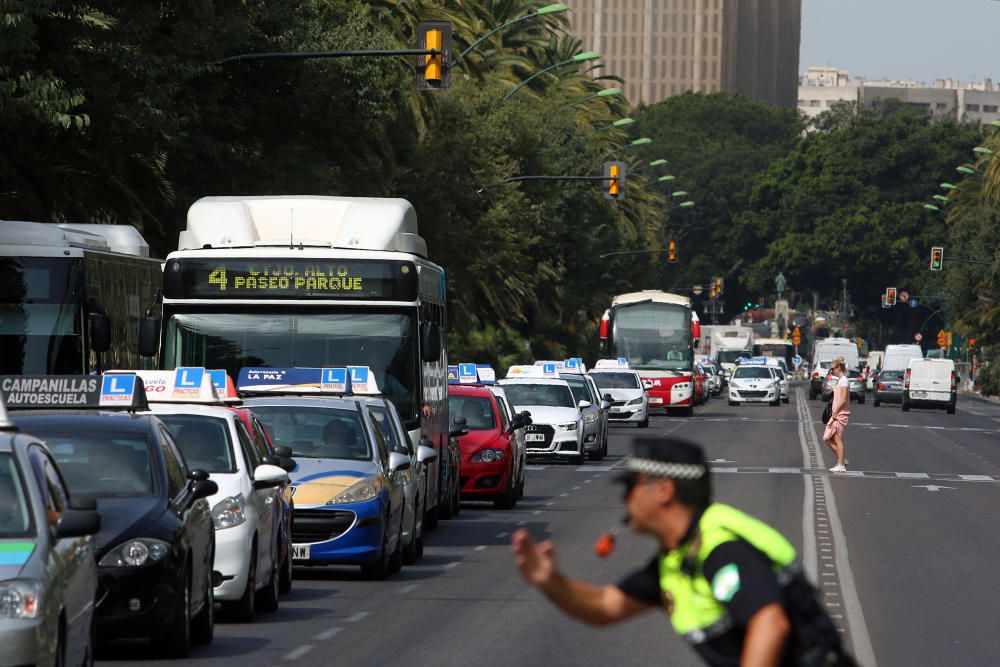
xmin=604 ymin=161 xmax=626 ymax=199
xmin=713 ymin=276 xmax=724 ymax=297
xmin=936 ymin=329 xmax=947 ymax=347
xmin=886 ymin=287 xmax=897 ymax=306
xmin=743 ymin=301 xmax=752 ymax=311
xmin=417 ymin=22 xmax=452 ymax=90
xmin=930 ymin=246 xmax=944 ymax=271
xmin=667 ymin=240 xmax=678 ymax=263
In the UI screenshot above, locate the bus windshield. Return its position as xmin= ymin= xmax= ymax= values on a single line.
xmin=165 ymin=310 xmax=418 ymax=422
xmin=611 ymin=303 xmax=692 ymax=371
xmin=0 ymin=257 xmax=84 ymax=374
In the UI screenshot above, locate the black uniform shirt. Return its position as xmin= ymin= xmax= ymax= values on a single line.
xmin=617 ymin=540 xmax=790 ymax=667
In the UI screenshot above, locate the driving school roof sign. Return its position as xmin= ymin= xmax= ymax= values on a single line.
xmin=0 ymin=374 xmax=148 ymax=410
xmin=236 ymin=367 xmax=381 ymax=395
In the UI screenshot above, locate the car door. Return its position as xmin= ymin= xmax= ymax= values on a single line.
xmin=368 ymin=415 xmax=403 ymax=547
xmin=493 ymin=392 xmax=522 ymax=484
xmin=158 ymin=426 xmax=213 ymax=612
xmin=584 ymin=375 xmax=609 ymax=438
xmin=29 ymin=445 xmax=95 ymax=665
xmin=235 ymin=421 xmax=276 ymax=583
xmin=370 ymin=404 xmax=417 ymax=540
xmin=249 ymin=415 xmax=292 ymax=561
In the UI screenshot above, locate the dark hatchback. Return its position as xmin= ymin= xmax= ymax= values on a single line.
xmin=13 ymin=413 xmax=218 ymax=657
xmin=873 ymin=369 xmax=905 ymax=407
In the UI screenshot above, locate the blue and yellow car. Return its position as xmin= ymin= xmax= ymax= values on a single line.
xmin=238 ymin=368 xmax=411 ymax=580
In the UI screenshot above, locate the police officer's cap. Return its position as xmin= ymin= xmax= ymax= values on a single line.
xmin=616 ymin=437 xmax=708 ymax=482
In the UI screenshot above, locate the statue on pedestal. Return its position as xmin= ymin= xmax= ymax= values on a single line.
xmin=775 ymin=272 xmax=787 ymax=300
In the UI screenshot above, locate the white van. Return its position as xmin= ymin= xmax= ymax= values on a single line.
xmin=865 ymin=351 xmax=884 ymax=390
xmin=903 ymin=358 xmax=957 ymax=414
xmin=882 ymin=344 xmax=923 ymax=372
xmin=813 ymin=338 xmax=859 ymax=370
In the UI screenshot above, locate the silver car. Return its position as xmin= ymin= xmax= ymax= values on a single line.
xmin=1 ymin=407 xmax=101 ymax=667
xmin=363 ymin=397 xmax=437 ymax=564
xmin=559 ymin=373 xmax=609 ymax=460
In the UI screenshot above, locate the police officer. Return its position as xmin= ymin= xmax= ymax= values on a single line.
xmin=511 ymin=437 xmax=854 ymax=667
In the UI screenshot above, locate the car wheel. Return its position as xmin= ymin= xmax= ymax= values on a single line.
xmin=728 ymin=400 xmax=738 ymax=407
xmin=388 ymin=522 xmax=403 ymax=575
xmin=516 ymin=465 xmax=525 ymax=500
xmin=83 ymin=611 xmax=96 ymax=667
xmin=902 ymin=401 xmax=910 ymax=412
xmin=589 ymin=442 xmax=605 ymax=461
xmin=782 ymin=397 xmax=789 ymax=404
xmin=361 ymin=515 xmax=391 ymax=580
xmin=226 ymin=544 xmax=256 ymax=622
xmin=424 ymin=501 xmax=440 ymax=531
xmin=638 ymin=416 xmax=649 ymax=428
xmin=947 ymin=403 xmax=956 ymax=414
xmin=403 ymin=495 xmax=419 ymax=565
xmin=153 ymin=566 xmax=191 ymax=658
xmin=809 ymin=389 xmax=817 ymax=400
xmin=191 ymin=555 xmax=215 ymax=645
xmin=450 ymin=475 xmax=461 ymax=518
xmin=278 ymin=545 xmax=293 ymax=594
xmin=494 ymin=467 xmax=517 ymax=509
xmin=54 ymin=619 xmax=65 ymax=667
xmin=255 ymin=552 xmax=280 ymax=613
xmin=873 ymin=399 xmax=880 ymax=408
xmin=857 ymin=395 xmax=865 ymax=405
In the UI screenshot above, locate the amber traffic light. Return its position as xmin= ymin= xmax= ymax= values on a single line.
xmin=667 ymin=240 xmax=678 ymax=263
xmin=604 ymin=161 xmax=626 ymax=199
xmin=417 ymin=22 xmax=452 ymax=90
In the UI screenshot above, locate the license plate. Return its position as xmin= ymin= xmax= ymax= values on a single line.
xmin=292 ymin=544 xmax=310 ymax=560
xmin=910 ymin=391 xmax=925 ymax=398
xmin=609 ymin=406 xmax=624 ymax=413
xmin=649 ymin=397 xmax=663 ymax=405
xmin=525 ymin=433 xmax=545 ymax=442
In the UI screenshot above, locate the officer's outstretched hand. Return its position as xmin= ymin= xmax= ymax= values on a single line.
xmin=512 ymin=529 xmax=557 ymax=587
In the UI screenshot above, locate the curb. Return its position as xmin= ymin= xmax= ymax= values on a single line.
xmin=959 ymin=390 xmax=1000 ymax=405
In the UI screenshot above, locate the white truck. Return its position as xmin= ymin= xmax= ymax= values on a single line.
xmin=710 ymin=326 xmax=755 ymax=375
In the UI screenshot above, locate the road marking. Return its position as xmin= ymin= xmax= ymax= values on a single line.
xmin=286 ymin=646 xmax=314 ymax=661
xmin=532 ymin=510 xmax=542 ymax=515
xmin=769 ymin=467 xmax=800 ymax=474
xmin=474 ymin=545 xmax=488 ymax=552
xmin=345 ymin=612 xmax=370 ymax=623
xmin=315 ymin=628 xmax=343 ymax=641
xmin=525 ymin=465 xmax=548 ymax=471
xmin=517 ymin=520 xmax=527 ymax=526
xmin=559 ymin=493 xmax=569 ymax=497
xmin=545 ymin=502 xmax=554 ymax=506
xmin=581 ymin=466 xmax=614 ymax=472
xmin=399 ymin=584 xmax=419 ymax=594
xmin=911 ymin=485 xmax=955 ymax=492
xmin=443 ymin=561 xmax=460 ymax=570
xmin=796 ymin=388 xmax=877 ymax=666
xmin=496 ymin=532 xmax=510 ymax=538
xmin=572 ymin=486 xmax=582 ymax=490
xmin=895 ymin=472 xmax=929 ymax=479
xmin=704 ymin=466 xmax=1000 ymax=484
xmin=958 ymin=474 xmax=993 ymax=481
xmin=583 ymin=479 xmax=592 ymax=484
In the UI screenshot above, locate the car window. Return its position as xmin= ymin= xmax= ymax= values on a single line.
xmin=368 ymin=414 xmax=390 ymax=469
xmin=40 ymin=429 xmax=156 ymax=497
xmin=561 ymin=377 xmax=591 ymax=405
xmin=881 ymin=370 xmax=903 ymax=380
xmin=0 ymin=452 xmax=34 ymax=537
xmin=584 ymin=377 xmax=600 ymax=403
xmin=158 ymin=414 xmax=236 ymax=474
xmin=774 ymin=368 xmax=786 ymax=380
xmin=250 ymin=405 xmax=371 ymax=461
xmin=158 ymin=427 xmax=188 ymax=498
xmin=235 ymin=421 xmax=261 ymax=470
xmin=370 ymin=406 xmax=409 ymax=455
xmin=493 ymin=395 xmax=512 ymax=432
xmin=29 ymin=447 xmax=68 ymax=529
xmin=591 ymin=372 xmax=641 ymax=389
xmin=250 ymin=417 xmax=273 ymax=458
xmin=447 ymin=396 xmax=497 ymax=431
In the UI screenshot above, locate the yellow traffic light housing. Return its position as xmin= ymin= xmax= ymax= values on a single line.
xmin=417 ymin=22 xmax=452 ymax=90
xmin=930 ymin=246 xmax=943 ymax=271
xmin=936 ymin=329 xmax=947 ymax=347
xmin=603 ymin=161 xmax=626 ymax=199
xmin=667 ymin=240 xmax=678 ymax=263
xmin=713 ymin=276 xmax=724 ymax=296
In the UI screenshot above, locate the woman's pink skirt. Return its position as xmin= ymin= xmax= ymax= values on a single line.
xmin=823 ymin=413 xmax=848 ymax=441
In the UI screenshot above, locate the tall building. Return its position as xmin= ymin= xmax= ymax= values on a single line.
xmin=563 ymin=0 xmax=802 ymax=107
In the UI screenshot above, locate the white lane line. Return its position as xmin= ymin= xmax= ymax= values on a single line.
xmin=345 ymin=612 xmax=370 ymax=623
xmin=474 ymin=545 xmax=488 ymax=552
xmin=584 ymin=479 xmax=592 ymax=484
xmin=769 ymin=467 xmax=800 ymax=474
xmin=895 ymin=472 xmax=929 ymax=479
xmin=315 ymin=628 xmax=343 ymax=641
xmin=713 ymin=467 xmax=738 ymax=473
xmin=286 ymin=646 xmax=314 ymax=661
xmin=399 ymin=584 xmax=419 ymax=594
xmin=795 ymin=392 xmax=818 ymax=583
xmin=532 ymin=510 xmax=542 ymax=515
xmin=443 ymin=561 xmax=461 ymax=570
xmin=583 ymin=466 xmax=614 ymax=471
xmin=572 ymin=486 xmax=582 ymax=490
xmin=496 ymin=532 xmax=510 ymax=538
xmin=797 ymin=389 xmax=877 ymax=666
xmin=525 ymin=465 xmax=548 ymax=471
xmin=958 ymin=474 xmax=993 ymax=481
xmin=545 ymin=502 xmax=554 ymax=506
xmin=517 ymin=520 xmax=527 ymax=526
xmin=559 ymin=493 xmax=569 ymax=497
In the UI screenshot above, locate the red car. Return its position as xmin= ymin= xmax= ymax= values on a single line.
xmin=693 ymin=364 xmax=709 ymax=405
xmin=447 ymin=384 xmax=528 ymax=510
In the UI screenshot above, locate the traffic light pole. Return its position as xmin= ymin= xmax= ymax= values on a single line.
xmin=213 ymin=48 xmax=444 ymax=66
xmin=477 ymin=175 xmax=611 ymax=193
xmin=597 ymin=249 xmax=675 ymax=259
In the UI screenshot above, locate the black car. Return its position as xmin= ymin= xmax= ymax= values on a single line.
xmin=14 ymin=413 xmax=218 ymax=657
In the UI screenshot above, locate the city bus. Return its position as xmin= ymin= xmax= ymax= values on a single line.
xmin=141 ymin=196 xmax=456 ymax=524
xmin=0 ymin=220 xmax=162 ymax=374
xmin=599 ymin=290 xmax=701 ymax=416
xmin=752 ymin=337 xmax=794 ymax=370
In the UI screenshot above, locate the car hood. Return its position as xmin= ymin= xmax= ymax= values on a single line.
xmin=601 ymin=388 xmax=645 ymax=402
xmin=457 ymin=429 xmax=504 ymax=453
xmin=289 ymin=458 xmax=378 ymax=506
xmin=511 ymin=405 xmax=579 ymax=425
xmin=94 ymin=496 xmax=165 ymax=554
xmin=0 ymin=539 xmax=38 ymax=579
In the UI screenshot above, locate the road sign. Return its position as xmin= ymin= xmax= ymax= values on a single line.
xmin=792 ymin=355 xmax=802 ymax=368
xmin=914 ymin=332 xmax=923 ymax=342
xmin=910 ymin=297 xmax=919 ymax=308
xmin=899 ymin=290 xmax=910 ymax=303
xmin=791 ymin=327 xmax=801 ymax=346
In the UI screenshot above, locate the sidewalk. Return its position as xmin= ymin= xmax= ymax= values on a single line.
xmin=959 ymin=389 xmax=1000 ymax=405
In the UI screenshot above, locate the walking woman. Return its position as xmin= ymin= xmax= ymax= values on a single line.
xmin=824 ymin=357 xmax=850 ymax=472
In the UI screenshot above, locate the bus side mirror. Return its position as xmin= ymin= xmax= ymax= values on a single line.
xmin=420 ymin=322 xmax=442 ymax=363
xmin=90 ymin=313 xmax=112 ymax=353
xmin=139 ymin=316 xmax=160 ymax=358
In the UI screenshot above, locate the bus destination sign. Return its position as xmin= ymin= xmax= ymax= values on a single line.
xmin=164 ymin=258 xmax=418 ymax=301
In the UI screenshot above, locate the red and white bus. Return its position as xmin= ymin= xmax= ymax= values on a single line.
xmin=599 ymin=291 xmax=701 ymax=416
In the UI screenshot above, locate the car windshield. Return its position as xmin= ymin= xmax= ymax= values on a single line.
xmin=37 ymin=431 xmax=155 ymax=497
xmin=0 ymin=453 xmax=34 ymax=537
xmin=718 ymin=350 xmax=749 ymax=364
xmin=591 ymin=372 xmax=641 ymax=389
xmin=448 ymin=396 xmax=497 ymax=431
xmin=773 ymin=369 xmax=786 ymax=380
xmin=157 ymin=415 xmax=236 ymax=474
xmin=610 ymin=302 xmax=692 ymax=371
xmin=249 ymin=405 xmax=371 ymax=461
xmin=733 ymin=367 xmax=772 ymax=380
xmin=501 ymin=383 xmax=575 ymax=409
xmin=881 ymin=370 xmax=904 ymax=381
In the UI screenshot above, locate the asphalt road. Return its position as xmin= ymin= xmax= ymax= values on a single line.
xmin=97 ymin=387 xmax=1000 ymax=667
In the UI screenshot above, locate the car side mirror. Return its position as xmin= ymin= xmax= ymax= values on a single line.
xmin=518 ymin=410 xmax=532 ymax=426
xmin=190 ymin=479 xmax=218 ymax=500
xmin=56 ymin=509 xmax=101 ymax=538
xmin=253 ymin=464 xmax=289 ymax=490
xmin=90 ymin=313 xmax=112 ymax=353
xmin=450 ymin=416 xmax=468 ymax=438
xmin=578 ymin=400 xmax=592 ymax=410
xmin=138 ymin=315 xmax=160 ymax=358
xmin=187 ymin=468 xmax=210 ymax=482
xmin=389 ymin=451 xmax=411 ymax=473
xmin=417 ymin=444 xmax=438 ymax=464
xmin=273 ymin=445 xmax=293 ymax=457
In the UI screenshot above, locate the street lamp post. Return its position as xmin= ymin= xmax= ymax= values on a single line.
xmin=460 ymin=3 xmax=568 ymax=59
xmin=595 ymin=117 xmax=636 ymax=133
xmin=601 ymin=136 xmax=651 ymax=158
xmin=563 ymin=87 xmax=621 ymax=108
xmin=503 ymin=51 xmax=601 ymax=100
xmin=631 ymin=159 xmax=668 ymax=173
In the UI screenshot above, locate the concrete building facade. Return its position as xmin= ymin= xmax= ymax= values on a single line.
xmin=564 ymin=0 xmax=802 ymax=107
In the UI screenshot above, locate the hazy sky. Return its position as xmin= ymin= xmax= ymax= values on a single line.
xmin=800 ymin=0 xmax=999 ymax=82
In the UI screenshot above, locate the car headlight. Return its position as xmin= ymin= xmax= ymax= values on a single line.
xmin=627 ymin=397 xmax=643 ymax=406
xmin=471 ymin=448 xmax=505 ymax=463
xmin=0 ymin=579 xmax=41 ymax=619
xmin=99 ymin=539 xmax=171 ymax=567
xmin=556 ymin=422 xmax=579 ymax=431
xmin=583 ymin=412 xmax=599 ymax=424
xmin=211 ymin=494 xmax=247 ymax=530
xmin=327 ymin=477 xmax=382 ymax=505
